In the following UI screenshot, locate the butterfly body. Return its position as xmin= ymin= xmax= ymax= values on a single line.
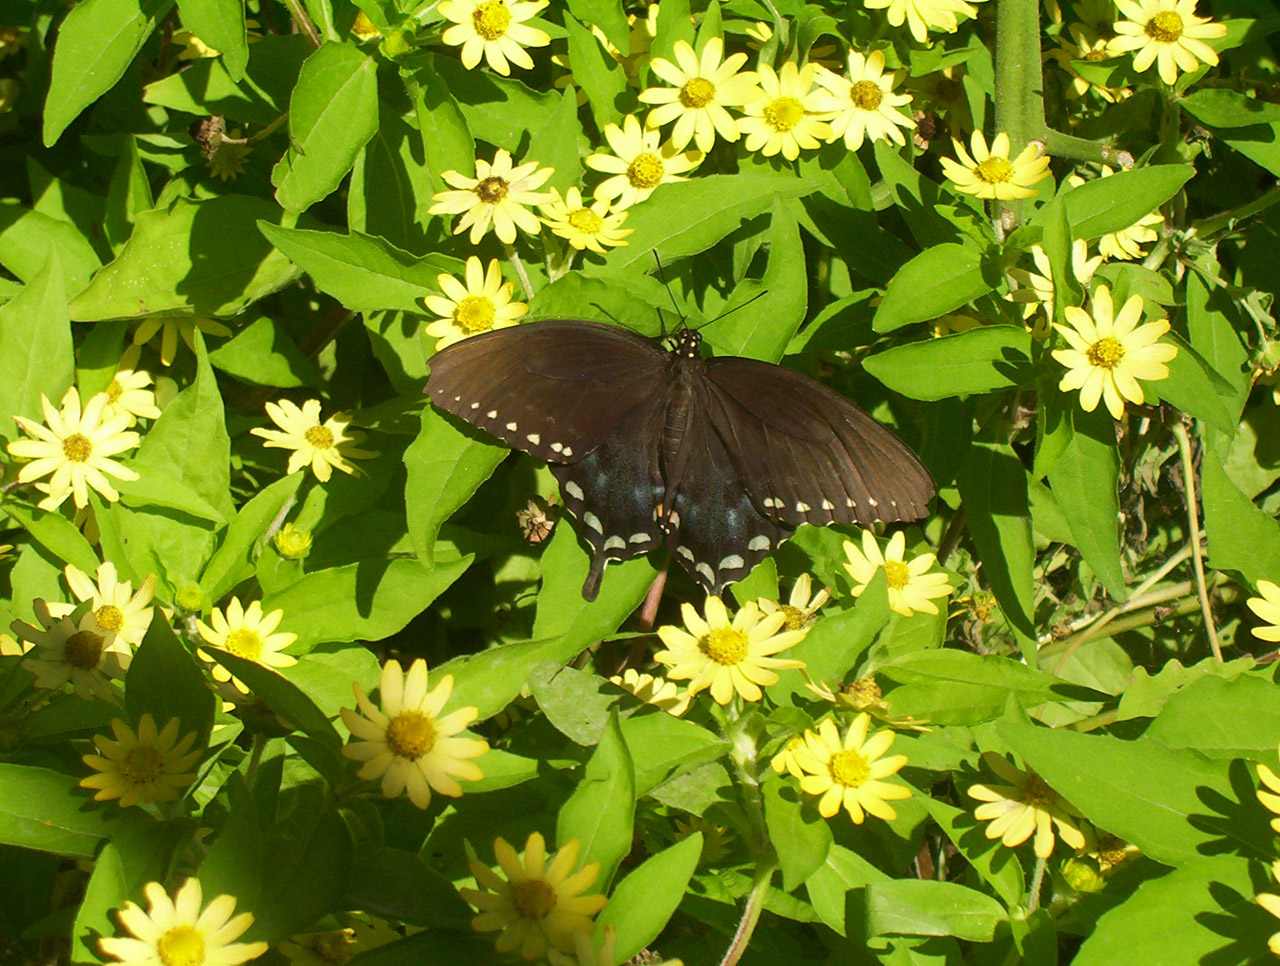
xmin=426 ymin=320 xmax=933 ymax=600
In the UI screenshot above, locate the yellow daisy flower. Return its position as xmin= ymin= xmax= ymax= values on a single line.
xmin=757 ymin=573 xmax=830 ymax=631
xmin=939 ymin=130 xmax=1051 ymax=201
xmin=1006 ymin=240 xmax=1103 ymax=337
xmin=585 ymin=114 xmax=702 ymax=210
xmin=131 ymin=316 xmax=233 ymax=367
xmin=460 ymin=832 xmax=608 ymax=960
xmin=801 ymin=674 xmax=931 ymax=730
xmin=654 ymin=596 xmax=807 ymax=705
xmin=1249 ymin=580 xmax=1280 ymax=643
xmin=817 ymin=50 xmax=916 ymax=151
xmin=7 ymin=386 xmax=140 ymax=511
xmin=196 ymin=597 xmax=298 ymax=694
xmin=1259 ymin=860 xmax=1280 ymax=957
xmin=278 ymin=917 xmax=401 ymax=966
xmin=1255 ymin=741 xmax=1280 ymax=833
xmin=102 ymin=352 xmax=163 ymax=426
xmin=424 ymin=256 xmax=528 ymax=351
xmin=608 ymin=668 xmax=690 ymax=717
xmin=968 ymin=753 xmax=1087 ymax=858
xmin=439 ymin=0 xmax=550 ymax=76
xmin=1051 ymin=285 xmax=1178 ymax=419
xmin=249 ymin=399 xmax=377 ymax=483
xmin=429 ymin=148 xmax=555 ymax=245
xmin=862 ymin=0 xmax=985 ymax=44
xmin=770 ymin=734 xmax=807 ymax=778
xmin=1110 ymin=0 xmax=1226 ymax=86
xmin=1049 ymin=24 xmax=1130 ymax=103
xmin=45 ymin=561 xmax=156 ymax=649
xmin=736 ymin=61 xmax=834 ymax=161
xmin=80 ymin=714 xmax=202 ymax=808
xmin=792 ymin=714 xmax=912 ymax=824
xmin=13 ymin=599 xmax=131 ymax=701
xmin=673 ymin=815 xmax=734 ymax=865
xmin=99 ymin=878 xmax=268 ymax=966
xmin=340 ymin=658 xmax=488 ymax=810
xmin=539 ymin=188 xmax=633 ymax=254
xmin=637 ymin=37 xmax=760 ymax=152
xmin=843 ymin=530 xmax=952 ymax=617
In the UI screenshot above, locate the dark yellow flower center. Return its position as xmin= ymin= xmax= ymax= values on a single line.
xmin=454 ymin=295 xmax=497 ymax=333
xmin=63 ymin=433 xmax=92 ymax=463
xmin=701 ymin=626 xmax=747 ymax=666
xmin=829 ymin=748 xmax=870 ymax=788
xmin=845 ymin=677 xmax=882 ymax=705
xmin=849 ymin=79 xmax=883 ymax=111
xmin=122 ymin=744 xmax=166 ymax=784
xmin=512 ymin=878 xmax=558 ymax=920
xmin=66 ymin=630 xmax=106 ymax=668
xmin=763 ymin=96 xmax=805 ymax=132
xmin=386 ymin=710 xmax=437 ymax=759
xmin=472 ymin=0 xmax=512 ymax=40
xmin=305 ymin=424 xmax=335 ymax=450
xmin=310 ymin=930 xmax=355 ymax=964
xmin=224 ymin=627 xmax=263 ymax=661
xmin=680 ymin=76 xmax=716 ymax=108
xmin=626 ymin=153 xmax=665 ymax=189
xmin=883 ymin=559 xmax=911 ymax=591
xmin=476 ymin=176 xmax=510 ymax=204
xmin=1084 ymin=46 xmax=1109 ymax=61
xmin=567 ymin=207 xmax=603 ymax=235
xmin=157 ymin=925 xmax=205 ymax=966
xmin=1087 ymin=335 xmax=1125 ymax=369
xmin=106 ymin=379 xmax=124 ymax=403
xmin=94 ymin=604 xmax=125 ymax=633
xmin=974 ymin=157 xmax=1015 ymax=185
xmin=1022 ymin=772 xmax=1057 ymax=808
xmin=1145 ymin=10 xmax=1183 ymax=43
xmin=778 ymin=604 xmax=807 ymax=631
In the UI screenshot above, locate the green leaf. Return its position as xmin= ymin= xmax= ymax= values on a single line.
xmin=527 ymin=273 xmax=666 ymax=331
xmin=650 ymin=0 xmax=693 ymax=60
xmin=404 ymin=63 xmax=475 ymax=198
xmin=865 ymin=879 xmax=1007 ymax=941
xmin=272 ymin=42 xmax=380 ymax=212
xmin=529 ymin=663 xmax=616 ymax=745
xmin=125 ymin=613 xmax=216 ymax=747
xmin=565 ymin=14 xmax=626 ymax=131
xmin=246 ymin=802 xmax=353 ymax=941
xmin=806 ymin=844 xmax=889 ymax=936
xmin=349 ymin=107 xmax=434 ymax=253
xmin=1179 ymin=89 xmax=1280 ymax=128
xmin=69 ymin=196 xmax=302 ymax=320
xmin=104 ymin=139 xmax=154 ymax=254
xmin=1218 ymin=122 xmax=1280 ymax=178
xmin=588 ymin=175 xmax=822 ymax=274
xmin=526 ymin=87 xmax=585 ymax=195
xmin=207 ymin=314 xmax=323 ymax=388
xmin=200 ymin=473 xmax=305 ymax=602
xmin=556 ymin=712 xmax=635 ymax=888
xmin=1201 ymin=445 xmax=1280 ymax=583
xmin=208 ymin=650 xmax=342 ymax=745
xmin=764 ymin=777 xmax=832 ymax=893
xmin=0 ymin=204 xmax=102 ymax=296
xmin=597 ymin=835 xmax=701 ymax=962
xmin=429 ymin=53 xmax=561 ymax=151
xmin=565 ymin=0 xmax=630 ymax=53
xmin=261 ymin=555 xmax=473 ymax=648
xmin=873 ymin=244 xmax=996 ymax=333
xmin=258 ymin=222 xmax=445 ymax=313
xmin=771 ymin=587 xmax=891 ymax=705
xmin=619 ymin=712 xmax=727 ymax=795
xmin=1056 ymin=165 xmax=1193 ymax=240
xmin=72 ymin=843 xmax=129 ymax=965
xmin=0 ymin=251 xmax=73 ymax=445
xmin=43 ymin=0 xmax=176 ymax=146
xmin=0 ymin=764 xmax=125 ymax=856
xmin=863 ymin=326 xmax=1033 ymax=400
xmin=175 ymin=0 xmax=249 ymax=79
xmin=346 ymin=847 xmax=474 ymax=929
xmin=1046 ymin=407 xmax=1126 ymax=600
xmin=1153 ymin=332 xmax=1237 ymax=434
xmin=0 ymin=503 xmax=99 ymax=575
xmin=1145 ymin=673 xmax=1280 ymax=761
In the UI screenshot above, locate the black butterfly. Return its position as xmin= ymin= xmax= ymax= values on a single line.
xmin=426 ymin=320 xmax=934 ymax=601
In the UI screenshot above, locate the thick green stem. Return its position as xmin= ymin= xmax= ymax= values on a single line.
xmin=1174 ymin=421 xmax=1222 ymax=661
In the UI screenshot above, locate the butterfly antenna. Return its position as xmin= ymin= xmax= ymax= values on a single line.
xmin=652 ymin=251 xmax=688 ymax=334
xmin=702 ymin=290 xmax=768 ymax=329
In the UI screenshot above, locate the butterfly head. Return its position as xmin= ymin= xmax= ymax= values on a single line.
xmin=672 ymin=328 xmax=702 ymax=360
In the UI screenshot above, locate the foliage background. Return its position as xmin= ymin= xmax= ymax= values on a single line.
xmin=2 ymin=0 xmax=1280 ymax=962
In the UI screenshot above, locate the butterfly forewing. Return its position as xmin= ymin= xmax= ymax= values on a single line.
xmin=426 ymin=321 xmax=667 ymax=463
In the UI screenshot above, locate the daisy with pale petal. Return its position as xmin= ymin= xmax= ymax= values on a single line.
xmin=424 ymin=257 xmax=528 ymax=351
xmin=539 ymin=188 xmax=633 ymax=254
xmin=132 ymin=316 xmax=233 ymax=367
xmin=802 ymin=674 xmax=932 ymax=730
xmin=637 ymin=38 xmax=760 ymax=153
xmin=818 ymin=50 xmax=915 ymax=151
xmin=45 ymin=561 xmax=156 ymax=648
xmin=608 ymin=668 xmax=690 ymax=716
xmin=862 ymin=0 xmax=984 ymax=44
xmin=250 ymin=399 xmax=377 ymax=483
xmin=102 ymin=352 xmax=162 ymax=426
xmin=792 ymin=714 xmax=911 ymax=824
xmin=1255 ymin=741 xmax=1280 ymax=833
xmin=1049 ymin=25 xmax=1130 ymax=103
xmin=81 ymin=714 xmax=202 ymax=807
xmin=1249 ymin=580 xmax=1280 ymax=643
xmin=460 ymin=832 xmax=608 ymax=960
xmin=1110 ymin=0 xmax=1226 ymax=86
xmin=940 ymin=131 xmax=1051 ymax=201
xmin=439 ymin=0 xmax=550 ymax=75
xmin=969 ymin=753 xmax=1087 ymax=858
xmin=7 ymin=386 xmax=140 ymax=511
xmin=340 ymin=658 xmax=488 ymax=809
xmin=757 ymin=573 xmax=830 ymax=630
xmin=1052 ymin=285 xmax=1178 ymax=419
xmin=1259 ymin=860 xmax=1280 ymax=957
xmin=99 ymin=878 xmax=268 ymax=966
xmin=585 ymin=115 xmax=702 ymax=210
xmin=196 ymin=597 xmax=298 ymax=694
xmin=843 ymin=530 xmax=952 ymax=617
xmin=429 ymin=148 xmax=555 ymax=245
xmin=1006 ymin=241 xmax=1103 ymax=338
xmin=770 ymin=734 xmax=807 ymax=778
xmin=736 ymin=61 xmax=834 ymax=162
xmin=13 ymin=599 xmax=131 ymax=700
xmin=654 ymin=596 xmax=807 ymax=705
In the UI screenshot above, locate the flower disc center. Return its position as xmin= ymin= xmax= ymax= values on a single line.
xmin=94 ymin=604 xmax=125 ymax=633
xmin=1145 ymin=10 xmax=1183 ymax=43
xmin=763 ymin=96 xmax=805 ymax=132
xmin=975 ymin=157 xmax=1015 ymax=185
xmin=567 ymin=208 xmax=603 ymax=234
xmin=454 ymin=295 xmax=497 ymax=333
xmin=512 ymin=878 xmax=558 ymax=920
xmin=63 ymin=433 xmax=93 ymax=463
xmin=122 ymin=745 xmax=166 ymax=784
xmin=702 ymin=627 xmax=748 ymax=665
xmin=883 ymin=559 xmax=911 ymax=590
xmin=849 ymin=80 xmax=883 ymax=111
xmin=224 ymin=627 xmax=263 ymax=661
xmin=829 ymin=748 xmax=870 ymax=788
xmin=66 ymin=629 xmax=106 ymax=668
xmin=157 ymin=925 xmax=206 ymax=966
xmin=305 ymin=425 xmax=335 ymax=449
xmin=627 ymin=153 xmax=665 ymax=189
xmin=472 ymin=1 xmax=513 ymax=40
xmin=476 ymin=176 xmax=510 ymax=204
xmin=387 ymin=710 xmax=437 ymax=759
xmin=680 ymin=76 xmax=716 ymax=108
xmin=1087 ymin=335 xmax=1125 ymax=369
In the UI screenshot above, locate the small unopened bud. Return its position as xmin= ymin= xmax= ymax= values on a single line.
xmin=274 ymin=523 xmax=313 ymax=560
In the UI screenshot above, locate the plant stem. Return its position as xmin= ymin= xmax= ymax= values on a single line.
xmin=1027 ymin=853 xmax=1048 ymax=913
xmin=718 ymin=702 xmax=775 ymax=966
xmin=282 ymin=0 xmax=322 ymax=48
xmin=1173 ymin=421 xmax=1222 ymax=660
xmin=245 ymin=731 xmax=267 ymax=787
xmin=1193 ymin=183 xmax=1280 ymax=238
xmin=719 ymin=869 xmax=770 ymax=966
xmin=506 ymin=243 xmax=535 ymax=301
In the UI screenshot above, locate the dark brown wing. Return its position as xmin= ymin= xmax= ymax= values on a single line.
xmin=426 ymin=320 xmax=667 ymax=463
xmin=703 ymin=357 xmax=934 ymax=529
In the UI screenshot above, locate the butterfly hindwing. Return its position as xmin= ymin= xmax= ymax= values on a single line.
xmin=427 ymin=321 xmax=667 ymax=463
